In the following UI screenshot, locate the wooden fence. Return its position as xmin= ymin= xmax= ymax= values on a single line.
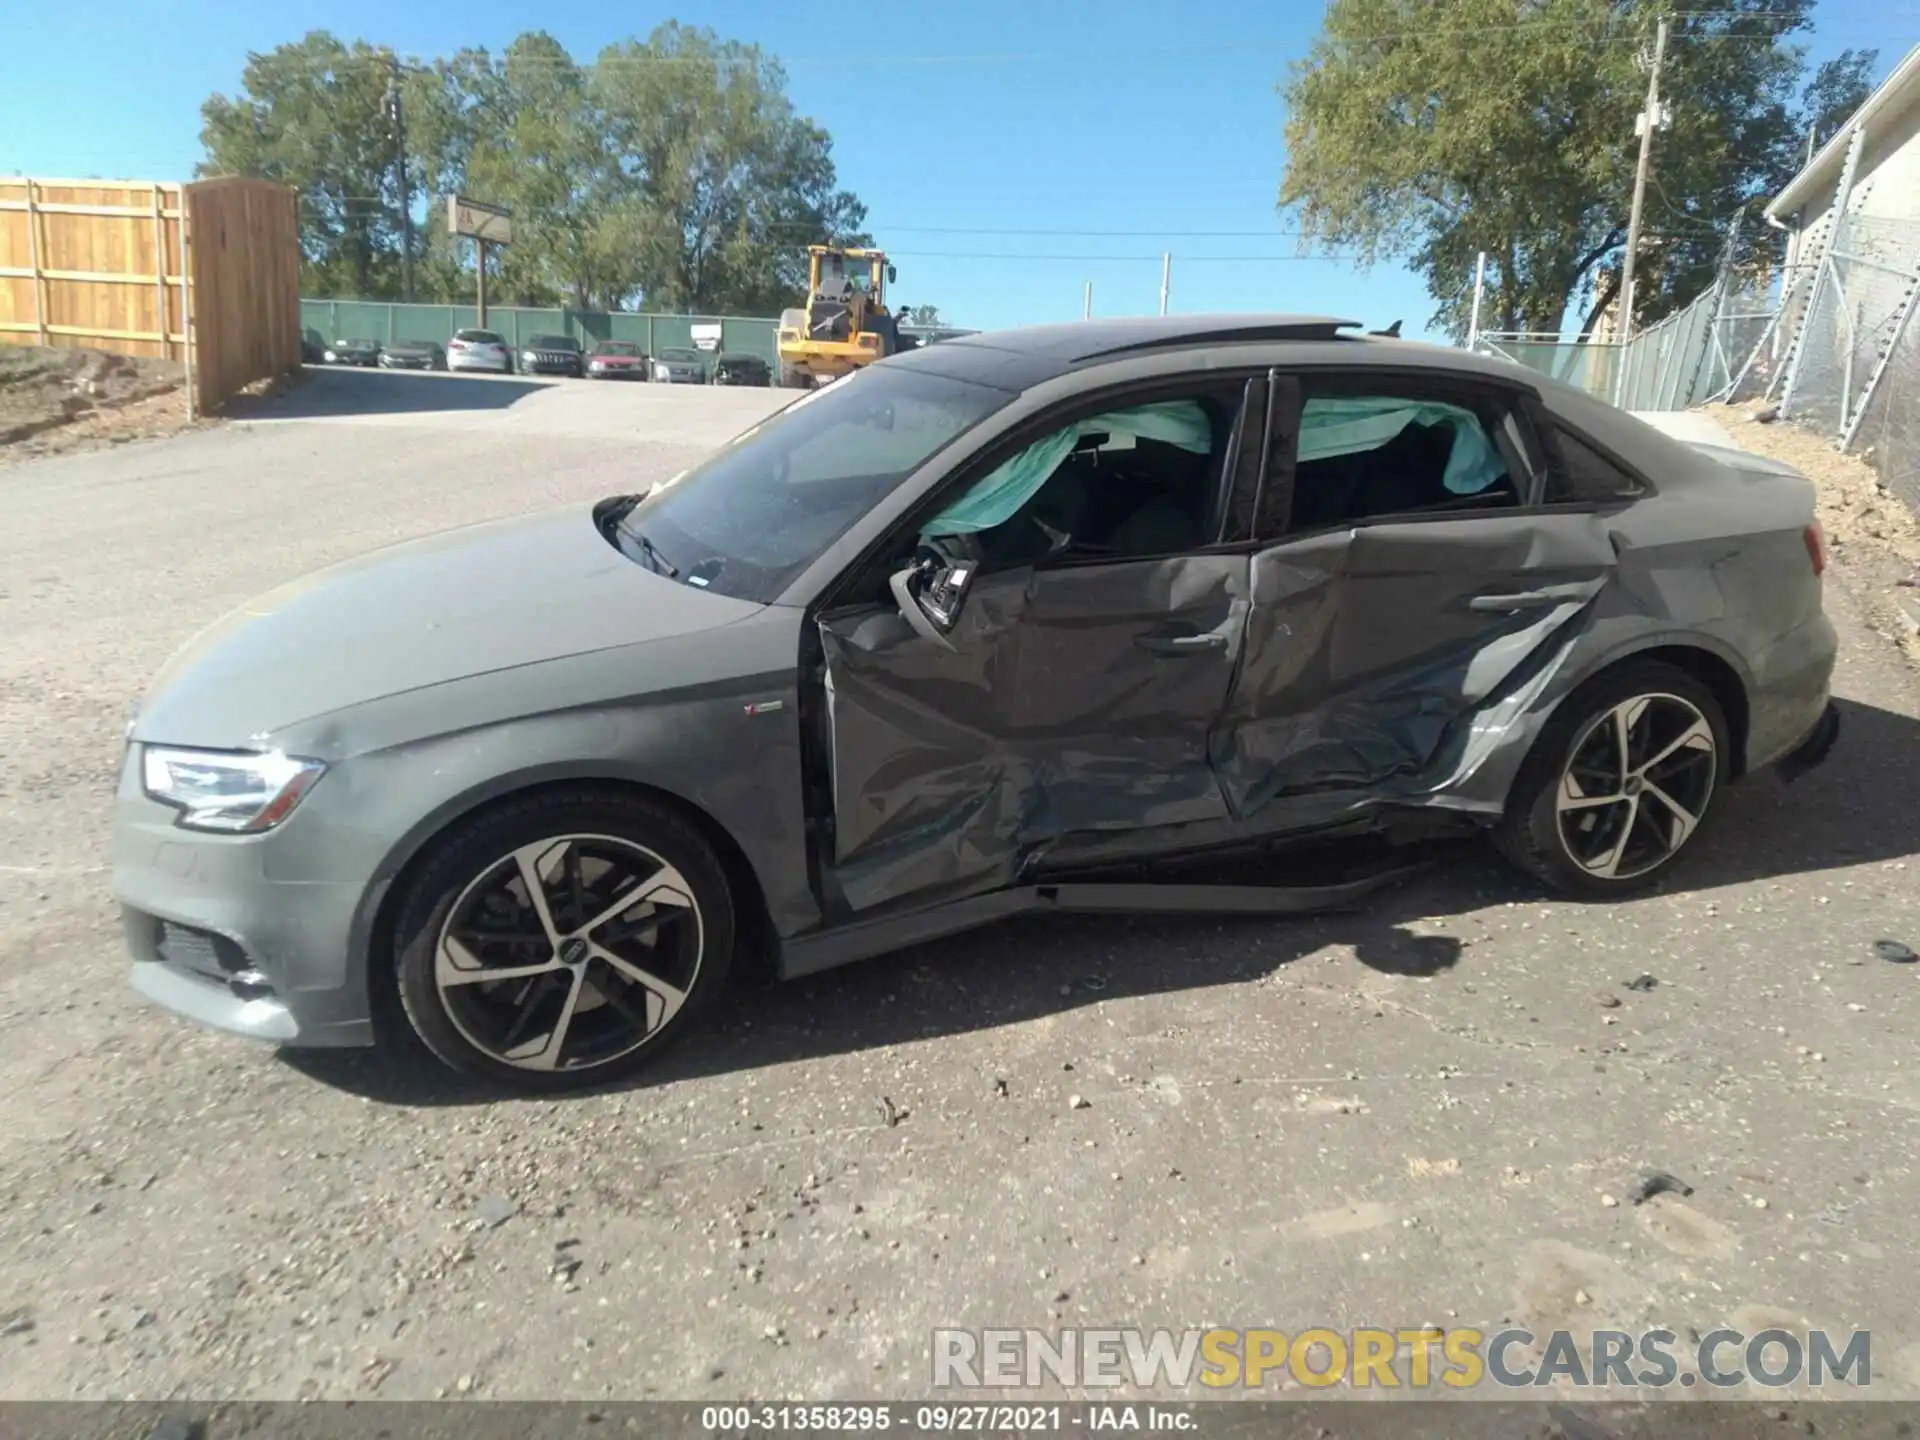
xmin=0 ymin=175 xmax=300 ymax=414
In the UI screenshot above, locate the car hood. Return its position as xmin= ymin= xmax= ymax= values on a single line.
xmin=134 ymin=505 xmax=763 ymax=748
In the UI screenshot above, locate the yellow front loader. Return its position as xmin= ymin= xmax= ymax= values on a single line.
xmin=776 ymin=246 xmax=907 ymax=388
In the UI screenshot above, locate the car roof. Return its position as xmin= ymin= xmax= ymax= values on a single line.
xmin=881 ymin=312 xmax=1564 ymax=393
xmin=881 ymin=311 xmax=1709 ymax=482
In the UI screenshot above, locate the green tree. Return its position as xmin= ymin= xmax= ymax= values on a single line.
xmin=200 ymin=31 xmax=410 ymax=297
xmin=1277 ymin=0 xmax=1878 ymax=339
xmin=201 ymin=25 xmax=871 ymax=314
xmin=594 ymin=23 xmax=870 ymax=314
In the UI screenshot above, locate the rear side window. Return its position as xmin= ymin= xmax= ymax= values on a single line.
xmin=1545 ymin=425 xmax=1645 ymax=503
xmin=1285 ymin=392 xmax=1519 ymax=532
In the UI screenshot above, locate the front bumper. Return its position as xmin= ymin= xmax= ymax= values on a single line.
xmin=449 ymin=356 xmax=510 ymax=373
xmin=113 ymin=753 xmax=376 ymax=1049
xmin=381 ymin=356 xmax=436 ymax=370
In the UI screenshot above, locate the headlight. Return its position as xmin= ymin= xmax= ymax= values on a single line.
xmin=141 ymin=747 xmax=328 ymax=834
xmin=654 ymin=364 xmax=670 ymax=379
xmin=323 ymin=350 xmax=337 ymax=362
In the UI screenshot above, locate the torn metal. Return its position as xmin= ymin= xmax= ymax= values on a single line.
xmin=816 ymin=512 xmax=1612 ymax=917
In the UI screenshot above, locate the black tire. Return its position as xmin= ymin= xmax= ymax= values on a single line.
xmin=1492 ymin=660 xmax=1730 ymax=896
xmin=390 ymin=788 xmax=736 ymax=1091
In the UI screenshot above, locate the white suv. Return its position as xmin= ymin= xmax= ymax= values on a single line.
xmin=447 ymin=329 xmax=512 ymax=374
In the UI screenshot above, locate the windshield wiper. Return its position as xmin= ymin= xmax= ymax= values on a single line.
xmin=623 ymin=524 xmax=679 ymax=578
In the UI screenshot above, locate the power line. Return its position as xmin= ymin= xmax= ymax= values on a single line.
xmin=285 ymin=10 xmax=1879 ymax=74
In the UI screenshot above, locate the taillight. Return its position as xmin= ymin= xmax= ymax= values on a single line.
xmin=1804 ymin=523 xmax=1826 ymax=577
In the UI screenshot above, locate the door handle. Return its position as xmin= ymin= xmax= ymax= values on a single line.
xmin=1137 ymin=632 xmax=1228 ymax=656
xmin=1468 ymin=583 xmax=1595 ymax=612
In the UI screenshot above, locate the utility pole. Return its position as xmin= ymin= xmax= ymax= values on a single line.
xmin=386 ymin=53 xmax=414 ymax=303
xmin=1618 ymin=16 xmax=1670 ymax=343
xmin=1083 ymin=280 xmax=1092 ymax=319
xmin=1467 ymin=251 xmax=1487 ymax=349
xmin=1159 ymin=252 xmax=1171 ymax=316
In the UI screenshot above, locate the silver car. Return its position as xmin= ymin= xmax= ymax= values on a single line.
xmin=114 ymin=315 xmax=1839 ymax=1091
xmin=652 ymin=347 xmax=706 ymax=384
xmin=446 ymin=328 xmax=512 ymax=374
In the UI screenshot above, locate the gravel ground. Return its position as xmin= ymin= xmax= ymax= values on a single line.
xmin=2 ymin=370 xmax=1919 ymax=1404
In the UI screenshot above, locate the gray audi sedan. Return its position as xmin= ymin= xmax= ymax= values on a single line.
xmin=114 ymin=315 xmax=1840 ymax=1091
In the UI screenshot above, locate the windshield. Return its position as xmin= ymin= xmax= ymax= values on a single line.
xmin=597 ymin=342 xmax=639 ymax=355
xmin=661 ymin=349 xmax=701 ymax=363
xmin=818 ymin=253 xmax=876 ymax=295
xmin=530 ymin=334 xmax=577 ymax=349
xmin=617 ymin=366 xmax=1010 ymax=603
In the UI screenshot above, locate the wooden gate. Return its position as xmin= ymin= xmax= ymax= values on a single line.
xmin=0 ymin=175 xmax=300 ymax=413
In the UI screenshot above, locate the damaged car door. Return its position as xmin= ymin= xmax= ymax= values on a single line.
xmin=1216 ymin=373 xmax=1619 ymax=819
xmin=816 ymin=380 xmax=1267 ymax=913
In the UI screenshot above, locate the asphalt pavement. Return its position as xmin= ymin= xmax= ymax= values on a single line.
xmin=1 ymin=367 xmax=1918 ymax=1403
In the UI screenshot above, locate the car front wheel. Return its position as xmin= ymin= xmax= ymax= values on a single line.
xmin=391 ymin=789 xmax=736 ymax=1090
xmin=1493 ymin=661 xmax=1729 ymax=896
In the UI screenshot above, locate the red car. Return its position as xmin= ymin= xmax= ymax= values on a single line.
xmin=586 ymin=340 xmax=649 ymax=380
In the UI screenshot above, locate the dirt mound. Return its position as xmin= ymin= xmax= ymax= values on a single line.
xmin=0 ymin=345 xmax=198 ymax=463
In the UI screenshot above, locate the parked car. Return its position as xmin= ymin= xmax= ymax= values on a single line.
xmin=379 ymin=339 xmax=445 ymax=371
xmin=651 ymin=347 xmax=707 ymax=384
xmin=447 ymin=329 xmax=513 ymax=375
xmin=519 ymin=334 xmax=585 ymax=378
xmin=587 ymin=340 xmax=649 ymax=380
xmin=113 ymin=314 xmax=1840 ymax=1092
xmin=712 ymin=353 xmax=772 ymax=387
xmin=322 ymin=338 xmax=381 ymax=367
xmin=300 ymin=331 xmax=326 ymax=365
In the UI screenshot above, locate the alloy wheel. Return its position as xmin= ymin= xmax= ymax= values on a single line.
xmin=433 ymin=833 xmax=704 ymax=1072
xmin=1554 ymin=693 xmax=1718 ymax=881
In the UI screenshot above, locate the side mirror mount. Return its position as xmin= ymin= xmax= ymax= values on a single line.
xmin=889 ymin=551 xmax=975 ymax=650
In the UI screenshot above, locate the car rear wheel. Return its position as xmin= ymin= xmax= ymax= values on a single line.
xmin=391 ymin=789 xmax=736 ymax=1090
xmin=1493 ymin=661 xmax=1729 ymax=896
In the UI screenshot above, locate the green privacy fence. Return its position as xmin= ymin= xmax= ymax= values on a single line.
xmin=299 ymin=300 xmax=782 ymax=365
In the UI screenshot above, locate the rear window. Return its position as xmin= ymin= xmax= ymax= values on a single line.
xmin=454 ymin=330 xmax=501 ymax=343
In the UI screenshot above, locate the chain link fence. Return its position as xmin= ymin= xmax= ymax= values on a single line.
xmin=1762 ymin=212 xmax=1920 ymax=514
xmin=1473 ymin=207 xmax=1920 ymax=518
xmin=1474 ymin=260 xmax=1776 ymax=415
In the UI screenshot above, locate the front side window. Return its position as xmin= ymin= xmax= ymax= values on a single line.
xmin=613 ymin=367 xmax=1011 ymax=602
xmin=1286 ymin=391 xmax=1519 ymax=531
xmin=921 ymin=393 xmax=1232 ymax=568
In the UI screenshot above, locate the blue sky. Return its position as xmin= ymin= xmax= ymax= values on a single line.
xmin=4 ymin=0 xmax=1910 ymax=337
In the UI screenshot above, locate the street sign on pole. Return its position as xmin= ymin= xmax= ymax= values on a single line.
xmin=447 ymin=196 xmax=511 ymax=327
xmin=447 ymin=195 xmax=512 ymax=245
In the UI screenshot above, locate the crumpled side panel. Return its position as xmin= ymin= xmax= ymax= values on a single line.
xmin=1215 ymin=513 xmax=1615 ymax=817
xmin=819 ymin=556 xmax=1249 ymax=913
